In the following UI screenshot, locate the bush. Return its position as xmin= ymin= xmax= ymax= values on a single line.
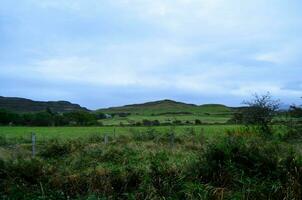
xmin=87 ymin=134 xmax=104 ymax=143
xmin=142 ymin=119 xmax=161 ymax=126
xmin=148 ymin=152 xmax=184 ymax=198
xmin=195 ymin=119 xmax=202 ymax=125
xmin=172 ymin=120 xmax=182 ymax=125
xmin=189 ymin=133 xmax=302 ymax=199
xmin=0 ymin=135 xmax=8 ymax=146
xmin=39 ymin=139 xmax=83 ymax=158
xmin=130 ymin=128 xmax=159 ymax=141
xmin=241 ymin=93 xmax=280 ymax=136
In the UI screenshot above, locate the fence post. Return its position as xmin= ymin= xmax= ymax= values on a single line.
xmin=113 ymin=128 xmax=116 ymax=140
xmin=104 ymin=134 xmax=108 ymax=144
xmin=169 ymin=132 xmax=175 ymax=148
xmin=31 ymin=133 xmax=36 ymax=158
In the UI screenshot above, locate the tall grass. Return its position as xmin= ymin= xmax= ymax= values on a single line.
xmin=0 ymin=129 xmax=301 ymax=199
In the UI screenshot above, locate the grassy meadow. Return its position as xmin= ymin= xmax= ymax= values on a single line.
xmin=0 ymin=125 xmax=238 ymax=141
xmin=0 ymin=123 xmax=302 ymax=199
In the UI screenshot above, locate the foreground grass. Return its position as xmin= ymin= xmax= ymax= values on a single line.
xmin=0 ymin=127 xmax=302 ymax=199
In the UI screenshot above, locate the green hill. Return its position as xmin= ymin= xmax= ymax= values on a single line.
xmin=97 ymin=99 xmax=234 ymax=125
xmin=98 ymin=99 xmax=232 ymax=115
xmin=0 ymin=96 xmax=89 ymax=113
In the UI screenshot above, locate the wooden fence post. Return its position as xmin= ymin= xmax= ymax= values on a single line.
xmin=169 ymin=132 xmax=175 ymax=148
xmin=104 ymin=135 xmax=108 ymax=144
xmin=32 ymin=133 xmax=36 ymax=158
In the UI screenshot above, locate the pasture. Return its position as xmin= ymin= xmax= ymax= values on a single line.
xmin=0 ymin=125 xmax=238 ymax=141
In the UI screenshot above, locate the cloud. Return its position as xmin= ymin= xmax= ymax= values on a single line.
xmin=0 ymin=0 xmax=302 ymax=108
xmin=255 ymin=40 xmax=302 ymax=65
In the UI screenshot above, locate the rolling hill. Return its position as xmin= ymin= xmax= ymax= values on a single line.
xmin=98 ymin=99 xmax=232 ymax=115
xmin=97 ymin=99 xmax=235 ymax=125
xmin=0 ymin=96 xmax=89 ymax=113
xmin=0 ymin=96 xmax=235 ymax=125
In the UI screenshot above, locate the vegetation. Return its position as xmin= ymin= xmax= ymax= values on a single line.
xmin=97 ymin=100 xmax=235 ymax=126
xmin=1 ymin=94 xmax=302 ymax=199
xmin=0 ymin=98 xmax=238 ymax=126
xmin=0 ymin=128 xmax=302 ymax=199
xmin=0 ymin=109 xmax=100 ymax=126
xmin=0 ymin=96 xmax=88 ymax=113
xmin=0 ymin=125 xmax=236 ymax=140
xmin=231 ymin=93 xmax=280 ymax=136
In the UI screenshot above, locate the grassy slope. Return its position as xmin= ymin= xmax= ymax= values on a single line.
xmin=0 ymin=96 xmax=89 ymax=113
xmin=97 ymin=99 xmax=234 ymax=125
xmin=98 ymin=99 xmax=231 ymax=115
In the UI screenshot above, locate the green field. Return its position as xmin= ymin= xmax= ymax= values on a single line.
xmin=0 ymin=125 xmax=239 ymax=141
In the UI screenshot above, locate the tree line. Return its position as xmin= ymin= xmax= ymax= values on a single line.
xmin=0 ymin=108 xmax=106 ymax=126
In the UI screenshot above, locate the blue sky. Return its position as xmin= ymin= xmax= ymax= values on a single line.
xmin=0 ymin=0 xmax=302 ymax=109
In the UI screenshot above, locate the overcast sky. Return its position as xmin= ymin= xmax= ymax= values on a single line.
xmin=1 ymin=0 xmax=301 ymax=109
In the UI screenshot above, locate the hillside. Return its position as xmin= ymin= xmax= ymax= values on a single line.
xmin=97 ymin=99 xmax=234 ymax=125
xmin=0 ymin=96 xmax=89 ymax=113
xmin=98 ymin=99 xmax=232 ymax=115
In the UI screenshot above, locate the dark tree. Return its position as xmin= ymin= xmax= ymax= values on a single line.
xmin=242 ymin=93 xmax=280 ymax=136
xmin=195 ymin=119 xmax=202 ymax=125
xmin=0 ymin=109 xmax=21 ymax=125
xmin=153 ymin=120 xmax=160 ymax=126
xmin=33 ymin=112 xmax=53 ymax=126
xmin=142 ymin=119 xmax=153 ymax=126
xmin=63 ymin=111 xmax=97 ymax=126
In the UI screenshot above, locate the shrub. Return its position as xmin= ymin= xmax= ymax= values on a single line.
xmin=241 ymin=93 xmax=280 ymax=136
xmin=39 ymin=139 xmax=83 ymax=158
xmin=2 ymin=158 xmax=49 ymax=187
xmin=87 ymin=134 xmax=105 ymax=143
xmin=172 ymin=120 xmax=182 ymax=125
xmin=195 ymin=119 xmax=202 ymax=125
xmin=189 ymin=133 xmax=302 ymax=199
xmin=0 ymin=135 xmax=8 ymax=146
xmin=148 ymin=152 xmax=184 ymax=198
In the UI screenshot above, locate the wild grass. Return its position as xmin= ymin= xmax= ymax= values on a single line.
xmin=0 ymin=126 xmax=301 ymax=199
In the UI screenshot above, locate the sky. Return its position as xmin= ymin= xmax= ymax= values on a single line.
xmin=0 ymin=0 xmax=302 ymax=109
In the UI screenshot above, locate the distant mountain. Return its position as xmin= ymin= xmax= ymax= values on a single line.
xmin=97 ymin=99 xmax=233 ymax=115
xmin=0 ymin=96 xmax=89 ymax=113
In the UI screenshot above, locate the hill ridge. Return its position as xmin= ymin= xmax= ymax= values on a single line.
xmin=98 ymin=99 xmax=232 ymax=115
xmin=0 ymin=96 xmax=89 ymax=113
xmin=106 ymin=99 xmax=198 ymax=110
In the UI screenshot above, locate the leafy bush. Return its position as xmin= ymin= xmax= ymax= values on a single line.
xmin=39 ymin=139 xmax=83 ymax=158
xmin=195 ymin=119 xmax=202 ymax=125
xmin=1 ymin=128 xmax=302 ymax=199
xmin=189 ymin=133 xmax=302 ymax=199
xmin=148 ymin=152 xmax=185 ymax=198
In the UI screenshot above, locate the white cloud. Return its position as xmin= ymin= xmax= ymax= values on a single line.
xmin=255 ymin=40 xmax=302 ymax=64
xmin=1 ymin=0 xmax=302 ymax=106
